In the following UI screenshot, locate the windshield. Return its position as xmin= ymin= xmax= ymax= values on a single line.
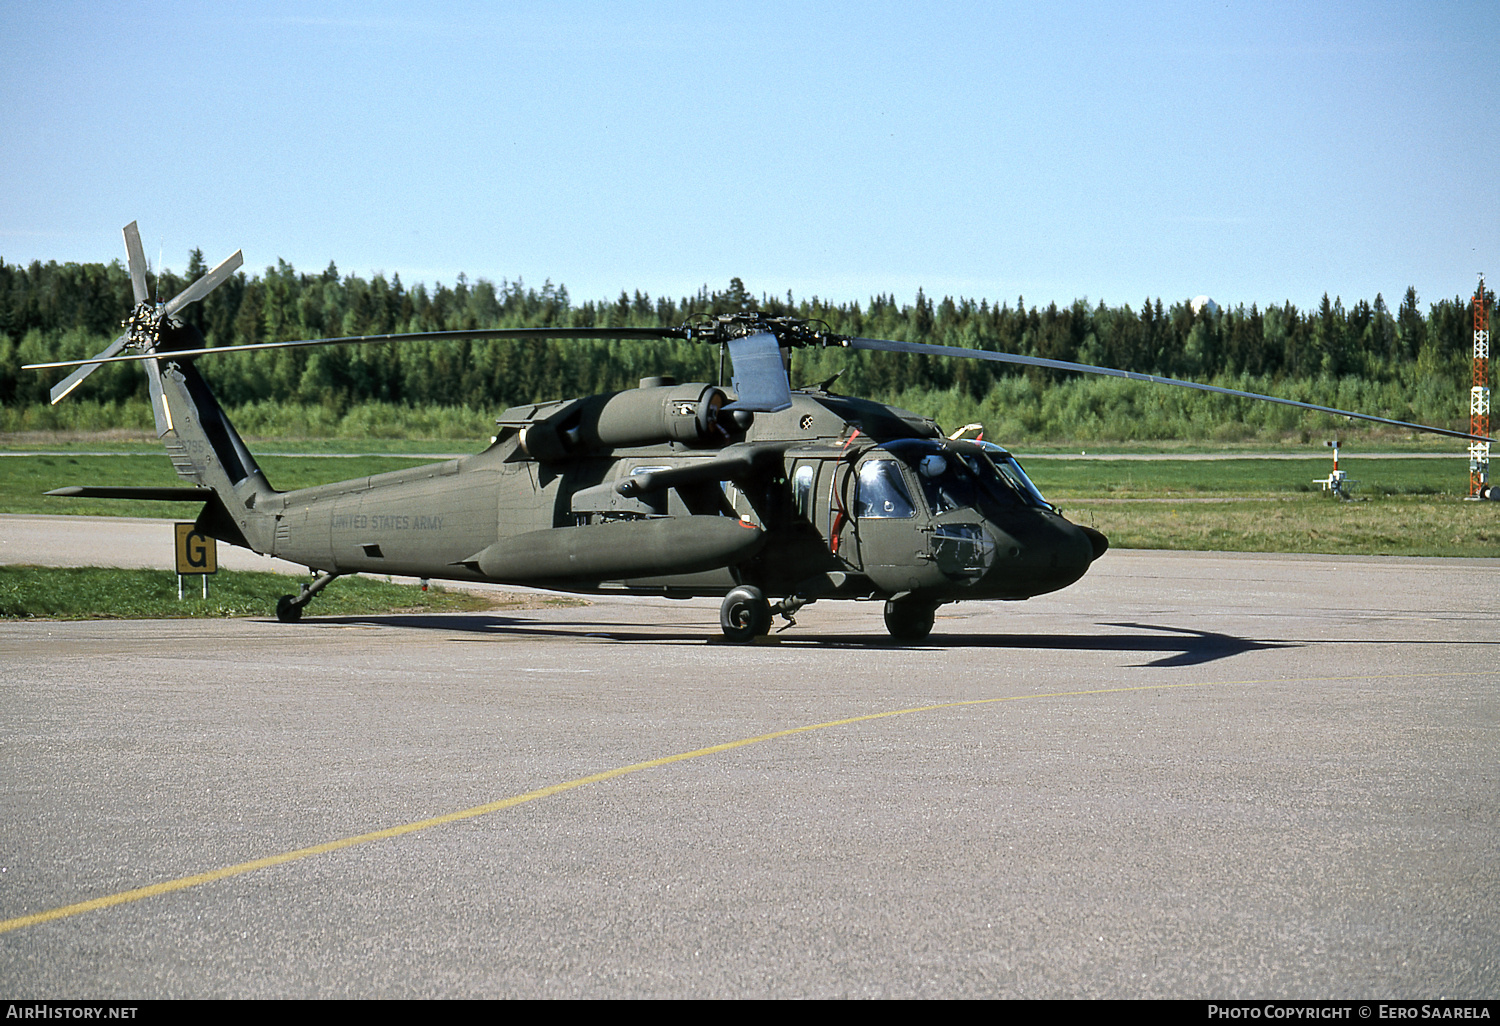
xmin=978 ymin=443 xmax=1052 ymax=509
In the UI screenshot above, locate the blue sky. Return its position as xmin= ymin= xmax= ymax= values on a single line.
xmin=3 ymin=0 xmax=1496 ymax=313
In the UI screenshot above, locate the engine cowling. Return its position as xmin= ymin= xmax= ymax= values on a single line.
xmin=520 ymin=382 xmax=729 ymax=460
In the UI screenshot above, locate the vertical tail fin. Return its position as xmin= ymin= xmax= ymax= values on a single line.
xmin=152 ymin=324 xmax=277 ymax=552
xmin=40 ymin=222 xmax=271 ymax=552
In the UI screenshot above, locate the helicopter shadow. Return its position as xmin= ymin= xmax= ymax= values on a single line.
xmin=289 ymin=612 xmax=709 ymax=647
xmin=917 ymin=622 xmax=1299 ymax=668
xmin=290 ymin=614 xmax=1295 ymax=668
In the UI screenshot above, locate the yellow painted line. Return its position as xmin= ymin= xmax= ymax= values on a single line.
xmin=0 ymin=669 xmax=1478 ymax=935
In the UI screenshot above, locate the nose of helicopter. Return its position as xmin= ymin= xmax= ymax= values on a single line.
xmin=1077 ymin=523 xmax=1109 ymax=561
xmin=978 ymin=513 xmax=1106 ymax=597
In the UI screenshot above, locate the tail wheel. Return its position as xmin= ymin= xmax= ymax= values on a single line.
xmin=276 ymin=595 xmax=303 ymax=623
xmin=884 ymin=596 xmax=936 ymax=641
xmin=720 ymin=585 xmax=771 ymax=642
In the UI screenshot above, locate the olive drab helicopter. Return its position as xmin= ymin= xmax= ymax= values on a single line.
xmin=27 ymin=223 xmax=1498 ymax=641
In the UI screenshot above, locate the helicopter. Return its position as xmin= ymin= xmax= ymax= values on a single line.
xmin=26 ymin=223 xmax=1497 ymax=641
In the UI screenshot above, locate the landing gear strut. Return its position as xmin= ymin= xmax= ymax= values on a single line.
xmin=883 ymin=595 xmax=937 ymax=642
xmin=719 ymin=585 xmax=771 ymax=642
xmin=276 ymin=571 xmax=341 ymax=623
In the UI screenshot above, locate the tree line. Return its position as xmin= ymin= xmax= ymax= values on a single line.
xmin=0 ymin=252 xmax=1491 ymax=433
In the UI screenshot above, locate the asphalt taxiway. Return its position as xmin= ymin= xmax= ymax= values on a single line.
xmin=0 ymin=529 xmax=1496 ymax=998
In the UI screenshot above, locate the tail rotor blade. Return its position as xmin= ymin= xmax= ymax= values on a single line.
xmin=122 ymin=222 xmax=149 ymax=306
xmin=49 ymin=332 xmax=128 ymax=405
xmin=163 ymin=249 xmax=243 ymax=317
xmin=145 ymin=358 xmax=171 ymax=436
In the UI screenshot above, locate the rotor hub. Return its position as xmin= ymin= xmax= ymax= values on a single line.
xmin=122 ymin=302 xmax=164 ymax=352
xmin=679 ymin=312 xmax=843 ymax=349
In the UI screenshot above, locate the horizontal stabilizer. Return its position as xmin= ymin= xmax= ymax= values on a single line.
xmin=46 ymin=486 xmax=216 ymax=501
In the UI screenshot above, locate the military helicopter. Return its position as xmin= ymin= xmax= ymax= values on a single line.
xmin=26 ymin=223 xmax=1496 ymax=641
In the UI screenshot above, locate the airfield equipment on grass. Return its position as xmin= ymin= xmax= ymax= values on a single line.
xmin=1313 ymin=440 xmax=1357 ymax=499
xmin=1470 ymin=273 xmax=1491 ymax=500
xmin=26 ymin=223 xmax=1499 ymax=640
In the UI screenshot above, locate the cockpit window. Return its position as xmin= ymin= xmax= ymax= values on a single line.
xmin=978 ymin=443 xmax=1053 ymax=509
xmin=913 ymin=450 xmax=988 ymax=514
xmin=855 ymin=459 xmax=916 ymax=518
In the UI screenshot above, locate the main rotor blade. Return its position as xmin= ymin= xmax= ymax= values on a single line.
xmin=48 ymin=332 xmax=128 ymax=404
xmin=22 ymin=326 xmax=684 ymax=371
xmin=163 ymin=249 xmax=243 ymax=317
xmin=122 ymin=222 xmax=149 ymax=306
xmin=846 ymin=336 xmax=1495 ymax=444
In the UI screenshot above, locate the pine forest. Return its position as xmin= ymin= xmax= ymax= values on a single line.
xmin=1 ymin=253 xmax=1492 ymax=445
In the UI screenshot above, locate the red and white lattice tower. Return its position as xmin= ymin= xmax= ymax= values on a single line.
xmin=1470 ymin=273 xmax=1490 ymax=499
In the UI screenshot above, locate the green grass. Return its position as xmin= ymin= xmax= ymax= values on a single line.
xmin=0 ymin=566 xmax=500 ymax=620
xmin=1062 ymin=496 xmax=1500 ymax=558
xmin=1005 ymin=437 xmax=1467 ymax=455
xmin=1024 ymin=456 xmax=1500 ymax=557
xmin=0 ymin=429 xmax=471 ymax=456
xmin=0 ymin=452 xmax=439 ymax=517
xmin=1023 ymin=457 xmax=1465 ymax=500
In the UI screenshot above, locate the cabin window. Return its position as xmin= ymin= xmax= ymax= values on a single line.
xmin=792 ymin=464 xmax=816 ymax=519
xmin=855 ymin=459 xmax=916 ymax=519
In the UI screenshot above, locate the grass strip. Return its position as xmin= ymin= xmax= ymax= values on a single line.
xmin=0 ymin=453 xmax=430 ymax=517
xmin=1027 ymin=456 xmax=1463 ymax=499
xmin=1065 ymin=496 xmax=1500 ymax=557
xmin=0 ymin=566 xmax=502 ymax=620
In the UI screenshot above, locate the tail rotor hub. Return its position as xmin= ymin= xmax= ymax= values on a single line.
xmin=123 ymin=302 xmax=165 ymax=353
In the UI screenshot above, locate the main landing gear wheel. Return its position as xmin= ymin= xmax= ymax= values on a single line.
xmin=720 ymin=585 xmax=771 ymax=642
xmin=275 ymin=594 xmax=303 ymax=623
xmin=884 ymin=596 xmax=936 ymax=641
